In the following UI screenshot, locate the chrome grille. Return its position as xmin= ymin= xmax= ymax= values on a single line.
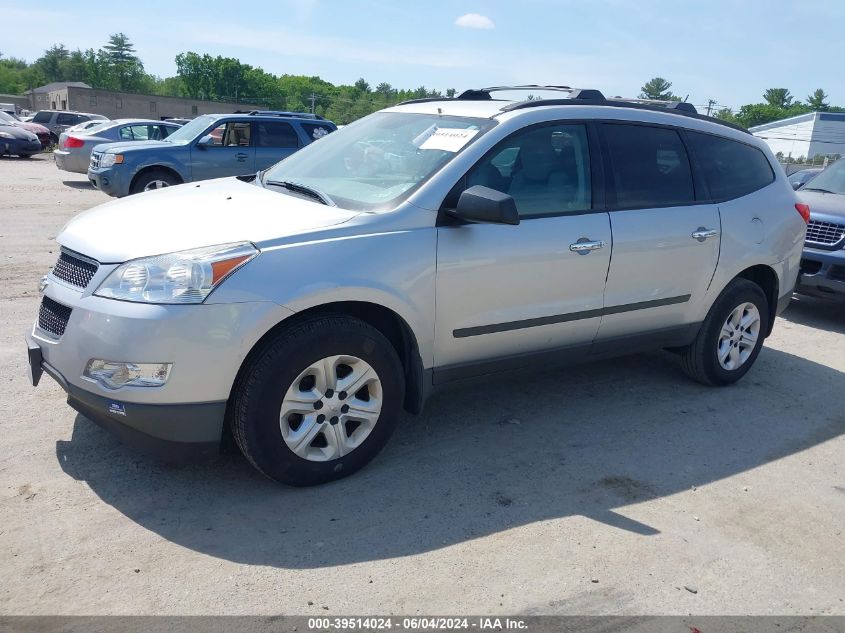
xmin=50 ymin=250 xmax=99 ymax=289
xmin=38 ymin=297 xmax=72 ymax=338
xmin=90 ymin=152 xmax=101 ymax=168
xmin=806 ymin=219 xmax=845 ymax=246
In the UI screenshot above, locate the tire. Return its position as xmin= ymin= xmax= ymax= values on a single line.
xmin=230 ymin=315 xmax=405 ymax=486
xmin=18 ymin=154 xmax=32 ymax=158
xmin=680 ymin=279 xmax=769 ymax=386
xmin=130 ymin=169 xmax=179 ymax=195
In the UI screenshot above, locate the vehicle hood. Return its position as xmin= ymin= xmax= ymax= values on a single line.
xmin=798 ymin=190 xmax=845 ymax=221
xmin=91 ymin=139 xmax=171 ymax=154
xmin=0 ymin=124 xmax=37 ymax=141
xmin=58 ymin=177 xmax=361 ymax=262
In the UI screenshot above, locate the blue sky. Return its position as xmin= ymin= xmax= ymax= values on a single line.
xmin=3 ymin=0 xmax=844 ymax=111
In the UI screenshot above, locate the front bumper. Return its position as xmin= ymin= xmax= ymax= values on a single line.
xmin=2 ymin=137 xmax=41 ymax=156
xmin=54 ymin=149 xmax=90 ymax=174
xmin=796 ymin=246 xmax=845 ymax=301
xmin=27 ymin=272 xmax=293 ymax=462
xmin=27 ymin=331 xmax=224 ymax=461
xmin=87 ymin=165 xmax=128 ymax=197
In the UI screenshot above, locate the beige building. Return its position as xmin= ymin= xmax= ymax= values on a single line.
xmin=37 ymin=85 xmax=262 ymax=120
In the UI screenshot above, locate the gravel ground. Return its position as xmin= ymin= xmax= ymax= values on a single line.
xmin=0 ymin=155 xmax=843 ymax=615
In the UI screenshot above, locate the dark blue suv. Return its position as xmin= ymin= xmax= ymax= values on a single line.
xmin=87 ymin=111 xmax=336 ymax=197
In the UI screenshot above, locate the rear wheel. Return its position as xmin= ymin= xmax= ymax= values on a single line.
xmin=680 ymin=279 xmax=769 ymax=386
xmin=131 ymin=169 xmax=179 ymax=194
xmin=230 ymin=315 xmax=405 ymax=486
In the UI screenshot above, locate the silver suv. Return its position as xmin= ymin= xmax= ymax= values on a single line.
xmin=26 ymin=86 xmax=807 ymax=486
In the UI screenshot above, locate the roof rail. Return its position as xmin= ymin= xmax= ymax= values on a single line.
xmin=395 ymin=85 xmax=747 ymax=134
xmin=238 ymin=110 xmax=325 ymax=120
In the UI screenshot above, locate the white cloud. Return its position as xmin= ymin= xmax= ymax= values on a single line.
xmin=454 ymin=13 xmax=495 ymax=30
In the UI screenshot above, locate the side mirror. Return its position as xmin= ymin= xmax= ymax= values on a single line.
xmin=197 ymin=135 xmax=214 ymax=149
xmin=791 ymin=181 xmax=802 ymax=191
xmin=450 ymin=185 xmax=519 ymax=226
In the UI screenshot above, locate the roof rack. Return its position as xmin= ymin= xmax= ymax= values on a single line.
xmin=235 ymin=110 xmax=325 ymax=120
xmin=397 ymin=84 xmax=747 ymax=134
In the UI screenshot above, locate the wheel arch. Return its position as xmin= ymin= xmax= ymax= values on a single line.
xmin=130 ymin=165 xmax=184 ymax=193
xmin=735 ymin=264 xmax=779 ymax=337
xmin=231 ymin=300 xmax=428 ymax=417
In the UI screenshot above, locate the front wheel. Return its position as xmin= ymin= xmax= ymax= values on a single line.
xmin=230 ymin=315 xmax=405 ymax=486
xmin=130 ymin=170 xmax=179 ymax=194
xmin=680 ymin=279 xmax=769 ymax=386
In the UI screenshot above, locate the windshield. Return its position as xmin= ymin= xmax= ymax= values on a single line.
xmin=262 ymin=111 xmax=496 ymax=211
xmin=0 ymin=111 xmax=18 ymax=124
xmin=803 ymin=159 xmax=845 ymax=195
xmin=163 ymin=115 xmax=215 ymax=144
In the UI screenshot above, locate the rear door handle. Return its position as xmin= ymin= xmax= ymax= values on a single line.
xmin=691 ymin=227 xmax=719 ymax=242
xmin=569 ymin=238 xmax=605 ymax=254
xmin=236 ymin=152 xmax=248 ymax=162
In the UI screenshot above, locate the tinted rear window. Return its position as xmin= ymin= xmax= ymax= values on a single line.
xmin=32 ymin=111 xmax=52 ymax=123
xmin=603 ymin=123 xmax=695 ymax=209
xmin=687 ymin=132 xmax=774 ymax=201
xmin=301 ymin=122 xmax=334 ymax=141
xmin=256 ymin=121 xmax=299 ymax=148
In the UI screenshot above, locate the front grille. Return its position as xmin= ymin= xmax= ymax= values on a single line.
xmin=806 ymin=219 xmax=845 ymax=246
xmin=50 ymin=250 xmax=98 ymax=289
xmin=90 ymin=152 xmax=101 ymax=168
xmin=38 ymin=297 xmax=72 ymax=338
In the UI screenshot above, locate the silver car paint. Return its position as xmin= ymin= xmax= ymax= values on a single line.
xmin=41 ymin=101 xmax=804 ymax=411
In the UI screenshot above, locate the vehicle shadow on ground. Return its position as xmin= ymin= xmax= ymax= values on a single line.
xmin=62 ymin=180 xmax=95 ymax=190
xmin=0 ymin=154 xmax=48 ymax=161
xmin=56 ymin=347 xmax=845 ymax=569
xmin=781 ymin=296 xmax=845 ymax=335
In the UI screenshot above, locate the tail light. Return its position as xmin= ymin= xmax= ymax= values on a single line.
xmin=795 ymin=203 xmax=811 ymax=224
xmin=63 ymin=136 xmax=84 ymax=149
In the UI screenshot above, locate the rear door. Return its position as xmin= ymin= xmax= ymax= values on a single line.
xmin=191 ymin=120 xmax=256 ymax=180
xmin=254 ymin=120 xmax=301 ymax=170
xmin=595 ymin=122 xmax=720 ymax=341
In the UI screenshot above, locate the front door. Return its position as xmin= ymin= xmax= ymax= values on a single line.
xmin=596 ymin=122 xmax=721 ymax=341
xmin=191 ymin=120 xmax=256 ymax=181
xmin=434 ymin=122 xmax=611 ymax=378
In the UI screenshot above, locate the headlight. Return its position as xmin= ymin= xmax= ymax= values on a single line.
xmin=99 ymin=153 xmax=124 ymax=167
xmin=84 ymin=360 xmax=172 ymax=389
xmin=0 ymin=131 xmax=14 ymax=139
xmin=94 ymin=242 xmax=258 ymax=304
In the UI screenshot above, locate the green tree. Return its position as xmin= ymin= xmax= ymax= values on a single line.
xmin=354 ymin=78 xmax=371 ymax=93
xmin=103 ymin=33 xmax=145 ymax=91
xmin=807 ymin=88 xmax=829 ymax=111
xmin=763 ymin=88 xmax=793 ymax=108
xmin=639 ymin=77 xmax=680 ymax=101
xmin=34 ymin=44 xmax=69 ymax=82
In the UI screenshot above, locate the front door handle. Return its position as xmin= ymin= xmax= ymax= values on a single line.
xmin=236 ymin=152 xmax=248 ymax=162
xmin=569 ymin=238 xmax=605 ymax=254
xmin=692 ymin=227 xmax=719 ymax=242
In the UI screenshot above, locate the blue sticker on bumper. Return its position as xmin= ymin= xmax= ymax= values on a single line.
xmin=108 ymin=402 xmax=126 ymax=416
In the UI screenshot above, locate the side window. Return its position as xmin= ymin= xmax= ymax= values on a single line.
xmin=463 ymin=123 xmax=592 ymax=217
xmin=119 ymin=126 xmax=133 ymax=140
xmin=686 ymin=131 xmax=774 ymax=201
xmin=56 ymin=113 xmax=81 ymax=126
xmin=301 ymin=122 xmax=333 ymax=142
xmin=158 ymin=125 xmax=177 ymax=139
xmin=205 ymin=121 xmax=251 ymax=147
xmin=603 ymin=124 xmax=695 ymax=209
xmin=256 ymin=122 xmax=300 ymax=148
xmin=33 ymin=111 xmax=52 ymax=124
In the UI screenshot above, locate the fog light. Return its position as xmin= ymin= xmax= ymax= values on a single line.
xmin=83 ymin=360 xmax=172 ymax=389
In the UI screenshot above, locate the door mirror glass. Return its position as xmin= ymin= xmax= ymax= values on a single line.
xmin=197 ymin=134 xmax=215 ymax=148
xmin=451 ymin=185 xmax=519 ymax=225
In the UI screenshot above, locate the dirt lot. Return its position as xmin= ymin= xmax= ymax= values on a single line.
xmin=0 ymin=155 xmax=843 ymax=615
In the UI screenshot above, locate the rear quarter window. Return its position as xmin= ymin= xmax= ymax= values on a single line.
xmin=687 ymin=132 xmax=774 ymax=201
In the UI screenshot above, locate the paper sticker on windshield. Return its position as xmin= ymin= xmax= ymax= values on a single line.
xmin=419 ymin=128 xmax=479 ymax=152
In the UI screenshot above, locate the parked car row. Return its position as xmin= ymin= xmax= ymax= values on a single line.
xmin=0 ymin=110 xmax=52 ymax=150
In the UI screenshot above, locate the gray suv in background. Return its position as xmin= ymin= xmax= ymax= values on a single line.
xmin=31 ymin=110 xmax=109 ymax=144
xmin=26 ymin=86 xmax=806 ymax=486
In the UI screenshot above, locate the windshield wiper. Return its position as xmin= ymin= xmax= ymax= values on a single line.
xmin=801 ymin=187 xmax=837 ymax=194
xmin=264 ymin=179 xmax=335 ymax=206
